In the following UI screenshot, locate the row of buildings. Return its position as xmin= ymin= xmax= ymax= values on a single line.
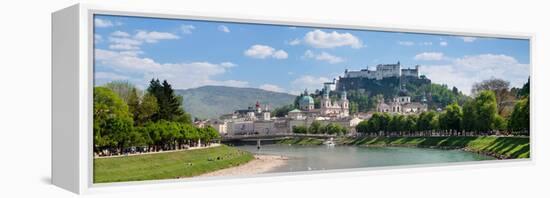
xmin=202 ymin=62 xmax=428 ymax=136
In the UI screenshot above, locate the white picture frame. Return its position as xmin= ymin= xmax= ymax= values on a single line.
xmin=52 ymin=3 xmax=534 ymax=194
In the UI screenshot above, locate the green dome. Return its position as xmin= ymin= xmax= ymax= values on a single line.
xmin=300 ymin=95 xmax=314 ymax=106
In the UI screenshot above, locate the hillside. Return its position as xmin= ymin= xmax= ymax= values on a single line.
xmin=176 ymin=86 xmax=296 ymax=119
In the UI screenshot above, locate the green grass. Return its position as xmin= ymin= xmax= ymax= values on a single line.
xmin=93 ymin=145 xmax=254 ymax=183
xmin=277 ymin=137 xmax=324 ymax=145
xmin=338 ymin=136 xmax=530 ymax=159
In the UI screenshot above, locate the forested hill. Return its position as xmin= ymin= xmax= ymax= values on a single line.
xmin=175 ymin=86 xmax=296 ymax=119
xmin=330 ymin=76 xmax=470 ymax=112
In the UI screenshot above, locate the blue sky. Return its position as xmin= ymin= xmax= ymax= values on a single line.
xmin=94 ymin=14 xmax=530 ymax=95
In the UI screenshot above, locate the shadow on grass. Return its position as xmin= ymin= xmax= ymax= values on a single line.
xmin=342 ymin=136 xmax=530 ymax=159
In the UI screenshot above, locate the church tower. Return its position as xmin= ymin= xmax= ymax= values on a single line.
xmin=340 ymin=88 xmax=349 ymax=117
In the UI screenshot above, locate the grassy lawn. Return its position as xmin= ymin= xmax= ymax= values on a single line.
xmin=93 ymin=145 xmax=254 ymax=183
xmin=338 ymin=136 xmax=530 ymax=159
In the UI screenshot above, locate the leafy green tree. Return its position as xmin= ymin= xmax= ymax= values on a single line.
xmin=475 ymin=90 xmax=499 ymax=132
xmin=309 ymin=121 xmax=322 ymax=134
xmin=388 ymin=115 xmax=406 ymax=132
xmin=366 ymin=113 xmax=383 ymax=133
xmin=404 ymin=115 xmax=417 ymax=132
xmin=272 ymin=104 xmax=295 ymax=117
xmin=104 ymin=81 xmax=141 ymax=104
xmin=136 ymin=93 xmax=159 ymax=125
xmin=439 ymin=102 xmax=463 ymax=131
xmin=292 ymin=125 xmax=308 ymax=134
xmin=508 ymin=96 xmax=529 ymax=132
xmin=462 ymin=99 xmax=478 ymax=132
xmin=472 ymin=78 xmax=514 ymax=115
xmin=417 ymin=111 xmax=437 ymax=131
xmin=93 ymin=87 xmax=134 ymax=152
xmin=356 ymin=120 xmax=369 ymax=134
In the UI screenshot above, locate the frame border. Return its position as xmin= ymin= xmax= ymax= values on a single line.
xmin=54 ymin=3 xmax=535 ymax=194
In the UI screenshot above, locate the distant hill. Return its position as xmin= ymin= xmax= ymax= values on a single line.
xmin=175 ymin=86 xmax=296 ymax=119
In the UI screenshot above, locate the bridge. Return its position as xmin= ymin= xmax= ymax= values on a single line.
xmin=221 ymin=133 xmax=336 ymax=141
xmin=221 ymin=133 xmax=336 ymax=148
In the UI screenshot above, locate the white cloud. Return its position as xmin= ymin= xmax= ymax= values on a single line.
xmin=95 ymin=49 xmax=245 ymax=89
xmin=94 ymin=34 xmax=102 ymax=43
xmin=220 ymin=62 xmax=237 ymax=68
xmin=304 ymin=29 xmax=363 ymax=49
xmin=94 ymin=18 xmax=114 ymax=28
xmin=304 ymin=50 xmax=344 ymax=64
xmin=180 ymin=24 xmax=195 ymax=34
xmin=439 ymin=41 xmax=448 ymax=46
xmin=460 ymin=36 xmax=477 ymax=42
xmin=108 ymin=36 xmax=142 ymax=51
xmin=272 ymin=50 xmax=289 ymax=59
xmin=105 ymin=30 xmax=179 ymax=52
xmin=288 ymin=39 xmax=300 ymax=46
xmin=421 ymin=54 xmax=529 ymax=95
xmin=398 ymin=41 xmax=415 ymax=46
xmin=291 ymin=75 xmax=330 ymax=94
xmin=109 ymin=43 xmax=141 ymax=50
xmin=95 ymin=72 xmax=130 ymax=81
xmin=414 ymin=52 xmax=445 ymax=61
xmin=218 ymin=25 xmax=230 ymax=33
xmin=134 ymin=31 xmax=179 ymax=43
xmin=420 ymin=42 xmax=433 ymax=46
xmin=111 ymin=31 xmax=130 ymax=37
xmin=244 ymin=45 xmax=288 ymax=59
xmin=259 ymin=84 xmax=285 ymax=93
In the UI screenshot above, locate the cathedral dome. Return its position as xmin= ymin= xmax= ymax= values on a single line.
xmin=300 ymin=95 xmax=315 ymax=105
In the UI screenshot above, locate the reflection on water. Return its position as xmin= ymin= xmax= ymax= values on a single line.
xmin=236 ymin=144 xmax=495 ymax=173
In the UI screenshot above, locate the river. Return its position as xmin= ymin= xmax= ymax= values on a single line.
xmin=236 ymin=144 xmax=495 ymax=173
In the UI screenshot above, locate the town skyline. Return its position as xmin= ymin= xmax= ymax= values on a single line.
xmin=94 ymin=14 xmax=530 ymax=95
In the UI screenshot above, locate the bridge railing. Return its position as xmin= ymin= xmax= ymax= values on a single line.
xmin=222 ymin=133 xmax=337 ymax=139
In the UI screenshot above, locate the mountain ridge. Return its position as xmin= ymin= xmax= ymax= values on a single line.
xmin=176 ymin=86 xmax=296 ymax=119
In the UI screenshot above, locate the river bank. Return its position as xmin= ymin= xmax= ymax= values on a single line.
xmin=93 ymin=145 xmax=254 ymax=183
xmin=278 ymin=136 xmax=530 ymax=159
xmin=200 ymin=154 xmax=288 ymax=177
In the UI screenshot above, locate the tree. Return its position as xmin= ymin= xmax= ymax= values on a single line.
xmin=104 ymin=81 xmax=141 ymax=104
xmin=417 ymin=111 xmax=437 ymax=131
xmin=474 ymin=90 xmax=499 ymax=132
xmin=309 ymin=121 xmax=322 ymax=134
xmin=462 ymin=99 xmax=478 ymax=132
xmin=127 ymin=87 xmax=140 ymax=122
xmin=147 ymin=79 xmax=191 ymax=123
xmin=517 ymin=78 xmax=530 ymax=98
xmin=388 ymin=115 xmax=405 ymax=132
xmin=508 ymin=96 xmax=529 ymax=133
xmin=292 ymin=125 xmax=308 ymax=134
xmin=439 ymin=102 xmax=463 ymax=131
xmin=471 ymin=78 xmax=514 ymax=115
xmin=404 ymin=115 xmax=417 ymax=132
xmin=136 ymin=93 xmax=159 ymax=125
xmin=356 ymin=120 xmax=369 ymax=134
xmin=93 ymin=87 xmax=134 ymax=152
xmin=272 ymin=104 xmax=295 ymax=117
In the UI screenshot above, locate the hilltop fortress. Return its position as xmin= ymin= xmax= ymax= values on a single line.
xmin=336 ymin=61 xmax=430 ymax=92
xmin=342 ymin=61 xmax=419 ymax=80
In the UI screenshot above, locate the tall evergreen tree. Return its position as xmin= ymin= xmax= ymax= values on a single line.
xmin=146 ymin=79 xmax=191 ymax=123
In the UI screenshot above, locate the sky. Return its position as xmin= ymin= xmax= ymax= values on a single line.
xmin=93 ymin=14 xmax=530 ymax=95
